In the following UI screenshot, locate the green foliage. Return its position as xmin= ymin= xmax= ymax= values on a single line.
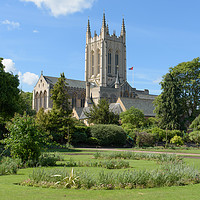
xmin=0 ymin=58 xmax=20 ymax=120
xmin=25 ymin=161 xmax=199 ymax=189
xmin=17 ymin=91 xmax=36 ymax=116
xmin=2 ymin=113 xmax=48 ymax=164
xmin=170 ymin=135 xmax=184 ymax=146
xmin=37 ymin=153 xmax=63 ymax=167
xmin=93 ymin=152 xmax=183 ymax=164
xmin=189 ymin=131 xmax=200 ymax=145
xmin=64 ymin=158 xmax=130 ymax=169
xmin=135 ymin=132 xmax=154 ymax=147
xmin=87 ymin=137 xmax=99 ymax=145
xmin=154 ymin=58 xmax=200 ymax=130
xmin=35 ymin=107 xmax=50 ymax=133
xmin=90 ymin=124 xmax=126 ymax=146
xmin=55 ymin=168 xmax=80 ymax=188
xmin=190 ymin=114 xmax=200 ymax=131
xmin=120 ymin=106 xmax=145 ymax=128
xmin=48 ymin=73 xmax=73 ymax=144
xmin=71 ymin=118 xmax=90 ymax=145
xmin=85 ymin=99 xmax=119 ymax=125
xmin=0 ymin=157 xmax=21 ymax=175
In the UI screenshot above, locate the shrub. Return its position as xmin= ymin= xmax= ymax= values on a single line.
xmin=71 ymin=132 xmax=88 ymax=145
xmin=87 ymin=137 xmax=99 ymax=145
xmin=170 ymin=135 xmax=184 ymax=146
xmin=90 ymin=124 xmax=126 ymax=146
xmin=120 ymin=106 xmax=145 ymax=128
xmin=189 ymin=131 xmax=200 ymax=145
xmin=3 ymin=113 xmax=48 ymax=164
xmin=37 ymin=153 xmax=62 ymax=167
xmin=135 ymin=132 xmax=154 ymax=147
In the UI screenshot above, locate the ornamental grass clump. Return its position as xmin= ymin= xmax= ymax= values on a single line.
xmin=65 ymin=158 xmax=130 ymax=169
xmin=0 ymin=157 xmax=22 ymax=175
xmin=93 ymin=152 xmax=183 ymax=164
xmin=23 ymin=162 xmax=200 ymax=189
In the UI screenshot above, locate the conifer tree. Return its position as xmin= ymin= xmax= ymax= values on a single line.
xmin=85 ymin=99 xmax=119 ymax=125
xmin=48 ymin=73 xmax=72 ymax=144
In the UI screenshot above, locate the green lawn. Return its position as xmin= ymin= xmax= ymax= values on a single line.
xmin=1 ymin=149 xmax=200 ymax=200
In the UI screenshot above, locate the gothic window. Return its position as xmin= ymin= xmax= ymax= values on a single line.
xmin=35 ymin=92 xmax=39 ymax=111
xmin=115 ymin=52 xmax=119 ymax=74
xmin=98 ymin=50 xmax=100 ymax=74
xmin=44 ymin=90 xmax=47 ymax=109
xmin=91 ymin=51 xmax=94 ymax=75
xmin=72 ymin=93 xmax=77 ymax=108
xmin=81 ymin=93 xmax=85 ymax=108
xmin=39 ymin=92 xmax=43 ymax=109
xmin=110 ymin=94 xmax=117 ymax=103
xmin=124 ymin=90 xmax=129 ymax=98
xmin=108 ymin=50 xmax=111 ymax=74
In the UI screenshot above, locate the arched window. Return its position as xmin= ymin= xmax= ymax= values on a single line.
xmin=124 ymin=90 xmax=129 ymax=98
xmin=35 ymin=92 xmax=39 ymax=111
xmin=80 ymin=93 xmax=85 ymax=108
xmin=108 ymin=50 xmax=111 ymax=74
xmin=91 ymin=51 xmax=94 ymax=75
xmin=110 ymin=94 xmax=117 ymax=103
xmin=40 ymin=92 xmax=43 ymax=109
xmin=115 ymin=51 xmax=119 ymax=74
xmin=98 ymin=49 xmax=100 ymax=74
xmin=44 ymin=90 xmax=47 ymax=109
xmin=72 ymin=93 xmax=77 ymax=108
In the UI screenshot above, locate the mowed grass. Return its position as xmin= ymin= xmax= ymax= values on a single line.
xmin=1 ymin=148 xmax=200 ymax=200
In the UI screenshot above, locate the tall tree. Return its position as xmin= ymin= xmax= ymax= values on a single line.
xmin=0 ymin=58 xmax=20 ymax=120
xmin=120 ymin=106 xmax=145 ymax=129
xmin=154 ymin=57 xmax=200 ymax=130
xmin=85 ymin=98 xmax=119 ymax=125
xmin=17 ymin=91 xmax=36 ymax=116
xmin=154 ymin=73 xmax=182 ymax=130
xmin=48 ymin=73 xmax=72 ymax=144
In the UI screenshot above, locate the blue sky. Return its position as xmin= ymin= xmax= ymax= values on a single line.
xmin=1 ymin=0 xmax=200 ymax=94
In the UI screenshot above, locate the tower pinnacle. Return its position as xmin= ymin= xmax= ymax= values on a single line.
xmin=87 ymin=18 xmax=91 ymax=33
xmin=120 ymin=18 xmax=126 ymax=36
xmin=102 ymin=12 xmax=106 ymax=29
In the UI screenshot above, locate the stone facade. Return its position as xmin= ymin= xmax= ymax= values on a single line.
xmin=32 ymin=13 xmax=157 ymax=117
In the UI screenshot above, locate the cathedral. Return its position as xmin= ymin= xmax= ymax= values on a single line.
xmin=32 ymin=13 xmax=156 ymax=120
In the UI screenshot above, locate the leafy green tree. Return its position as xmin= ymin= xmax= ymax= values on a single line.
xmin=48 ymin=73 xmax=72 ymax=144
xmin=85 ymin=98 xmax=119 ymax=125
xmin=0 ymin=58 xmax=20 ymax=120
xmin=120 ymin=106 xmax=145 ymax=129
xmin=154 ymin=58 xmax=200 ymax=130
xmin=2 ymin=113 xmax=48 ymax=164
xmin=154 ymin=72 xmax=182 ymax=130
xmin=17 ymin=91 xmax=36 ymax=116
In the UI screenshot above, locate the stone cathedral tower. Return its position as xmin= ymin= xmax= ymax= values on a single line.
xmin=85 ymin=13 xmax=126 ymax=87
xmin=85 ymin=13 xmax=129 ymax=106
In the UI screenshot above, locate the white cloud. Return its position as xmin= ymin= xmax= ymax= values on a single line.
xmin=2 ymin=20 xmax=20 ymax=29
xmin=21 ymin=0 xmax=96 ymax=17
xmin=2 ymin=58 xmax=38 ymax=86
xmin=33 ymin=30 xmax=39 ymax=33
xmin=22 ymin=72 xmax=39 ymax=85
xmin=2 ymin=59 xmax=17 ymax=73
